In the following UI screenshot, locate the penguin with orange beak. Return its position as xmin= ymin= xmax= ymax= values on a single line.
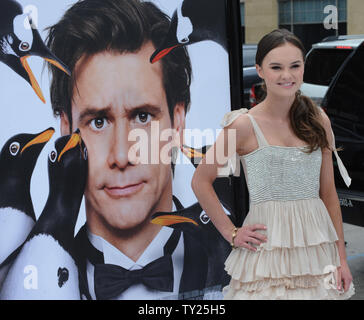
xmin=0 ymin=130 xmax=88 ymax=299
xmin=150 ymin=0 xmax=226 ymax=63
xmin=0 ymin=0 xmax=70 ymax=103
xmin=151 ymin=200 xmax=233 ymax=289
xmin=0 ymin=128 xmax=55 ymax=265
xmin=0 ymin=127 xmax=55 ymax=287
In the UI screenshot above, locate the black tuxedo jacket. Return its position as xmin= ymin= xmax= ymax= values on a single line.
xmin=73 ymin=224 xmax=209 ymax=300
xmin=72 ymin=194 xmax=231 ymax=300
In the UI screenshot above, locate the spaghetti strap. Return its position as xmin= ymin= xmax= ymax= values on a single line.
xmin=317 ymin=107 xmax=351 ymax=187
xmin=330 ymin=129 xmax=351 ymax=187
xmin=220 ymin=108 xmax=249 ymax=128
xmin=218 ymin=108 xmax=250 ymax=178
xmin=246 ymin=114 xmax=269 ymax=147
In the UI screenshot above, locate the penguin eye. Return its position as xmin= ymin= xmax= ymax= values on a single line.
xmin=200 ymin=212 xmax=210 ymax=225
xmin=19 ymin=41 xmax=30 ymax=51
xmin=9 ymin=142 xmax=20 ymax=156
xmin=83 ymin=147 xmax=88 ymax=160
xmin=180 ymin=37 xmax=189 ymax=44
xmin=49 ymin=149 xmax=57 ymax=163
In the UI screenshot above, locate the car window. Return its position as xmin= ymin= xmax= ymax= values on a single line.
xmin=304 ymin=48 xmax=353 ymax=86
xmin=243 ymin=48 xmax=257 ymax=67
xmin=324 ymin=43 xmax=364 ymax=135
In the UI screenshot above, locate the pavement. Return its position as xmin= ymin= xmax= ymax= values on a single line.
xmin=344 ymin=223 xmax=364 ymax=300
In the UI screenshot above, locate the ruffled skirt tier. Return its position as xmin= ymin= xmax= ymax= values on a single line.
xmin=223 ymin=198 xmax=355 ymax=300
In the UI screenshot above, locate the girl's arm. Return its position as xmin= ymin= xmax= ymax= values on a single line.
xmin=191 ymin=112 xmax=266 ymax=250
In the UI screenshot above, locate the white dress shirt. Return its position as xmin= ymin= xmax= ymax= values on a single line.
xmin=84 ymin=204 xmax=185 ymax=300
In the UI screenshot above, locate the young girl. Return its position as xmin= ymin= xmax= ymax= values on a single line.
xmin=191 ymin=29 xmax=355 ymax=299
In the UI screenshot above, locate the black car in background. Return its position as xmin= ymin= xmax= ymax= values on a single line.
xmin=320 ymin=39 xmax=364 ymax=227
xmin=242 ymin=44 xmax=261 ymax=108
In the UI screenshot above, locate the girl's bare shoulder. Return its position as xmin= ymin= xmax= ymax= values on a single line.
xmin=221 ymin=108 xmax=253 ymax=138
xmin=221 ymin=109 xmax=256 ymax=155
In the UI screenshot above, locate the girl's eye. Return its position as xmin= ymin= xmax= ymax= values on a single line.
xmin=136 ymin=112 xmax=152 ymax=124
xmin=292 ymin=64 xmax=300 ymax=68
xmin=272 ymin=66 xmax=281 ymax=70
xmin=90 ymin=118 xmax=107 ymax=130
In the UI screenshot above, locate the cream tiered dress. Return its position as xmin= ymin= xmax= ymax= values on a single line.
xmin=221 ymin=108 xmax=355 ymax=300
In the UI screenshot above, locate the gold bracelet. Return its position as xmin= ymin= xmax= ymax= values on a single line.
xmin=230 ymin=227 xmax=238 ymax=249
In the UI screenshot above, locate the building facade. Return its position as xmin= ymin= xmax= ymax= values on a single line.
xmin=240 ymin=0 xmax=364 ymax=50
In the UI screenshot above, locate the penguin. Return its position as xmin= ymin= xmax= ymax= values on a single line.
xmin=0 ymin=0 xmax=70 ymax=103
xmin=0 ymin=130 xmax=88 ymax=300
xmin=0 ymin=127 xmax=55 ymax=273
xmin=151 ymin=201 xmax=235 ymax=257
xmin=150 ymin=0 xmax=227 ymax=63
xmin=151 ymin=201 xmax=233 ymax=288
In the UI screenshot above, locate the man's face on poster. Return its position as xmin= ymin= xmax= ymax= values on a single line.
xmin=61 ymin=42 xmax=185 ymax=232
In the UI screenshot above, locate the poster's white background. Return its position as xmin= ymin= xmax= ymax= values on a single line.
xmin=0 ymin=0 xmax=231 ymax=232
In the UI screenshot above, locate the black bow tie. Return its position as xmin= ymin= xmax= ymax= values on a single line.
xmin=85 ymin=228 xmax=181 ymax=300
xmin=94 ymin=255 xmax=174 ymax=300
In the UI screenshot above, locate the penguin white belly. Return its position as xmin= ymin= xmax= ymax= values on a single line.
xmin=0 ymin=234 xmax=80 ymax=300
xmin=0 ymin=207 xmax=34 ymax=264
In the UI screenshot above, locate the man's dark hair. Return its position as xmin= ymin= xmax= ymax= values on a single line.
xmin=46 ymin=0 xmax=192 ymax=128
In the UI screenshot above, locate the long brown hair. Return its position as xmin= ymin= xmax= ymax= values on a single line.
xmin=256 ymin=29 xmax=331 ymax=153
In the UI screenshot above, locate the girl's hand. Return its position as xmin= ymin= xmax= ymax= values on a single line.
xmin=337 ymin=261 xmax=353 ymax=292
xmin=234 ymin=224 xmax=267 ymax=251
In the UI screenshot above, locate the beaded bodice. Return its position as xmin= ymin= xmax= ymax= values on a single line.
xmin=242 ymin=144 xmax=322 ymax=204
xmin=241 ymin=114 xmax=322 ymax=204
xmin=219 ymin=108 xmax=352 ymax=203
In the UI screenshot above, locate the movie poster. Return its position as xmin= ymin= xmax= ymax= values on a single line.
xmin=0 ymin=0 xmax=243 ymax=300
